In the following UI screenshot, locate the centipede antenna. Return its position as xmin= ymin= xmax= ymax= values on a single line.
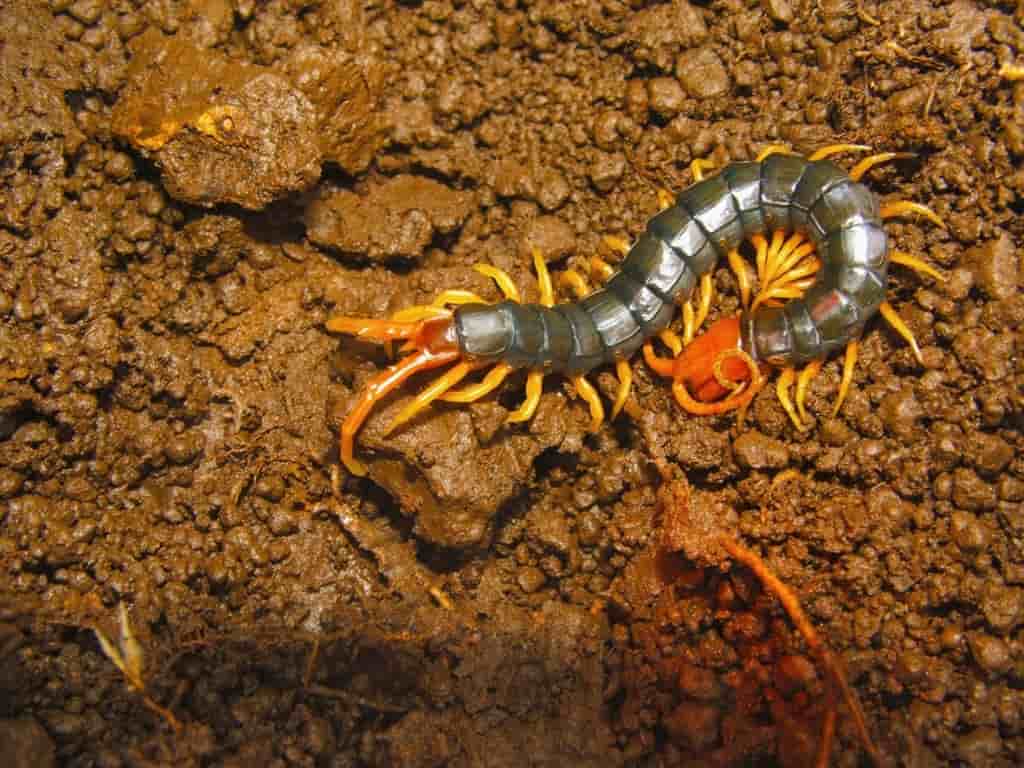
xmin=808 ymin=144 xmax=871 ymax=161
xmin=612 ymin=360 xmax=632 ymax=419
xmin=879 ymin=301 xmax=924 ymax=365
xmin=572 ymin=375 xmax=605 ymax=433
xmin=340 ymin=347 xmax=461 ymax=476
xmin=507 ymin=370 xmax=544 ymax=423
xmin=832 ymin=340 xmax=859 ymax=418
xmin=889 ymin=250 xmax=946 ymax=282
xmin=879 ymin=200 xmax=946 ymax=229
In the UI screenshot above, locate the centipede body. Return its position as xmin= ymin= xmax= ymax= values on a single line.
xmin=452 ymin=154 xmax=886 ymax=374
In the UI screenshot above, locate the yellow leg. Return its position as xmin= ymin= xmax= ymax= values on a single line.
xmin=442 ymin=363 xmax=512 ymax=403
xmin=772 ymin=240 xmax=816 ymax=285
xmin=808 ymin=144 xmax=871 ymax=162
xmin=848 ymin=152 xmax=911 ymax=182
xmin=657 ymin=189 xmax=675 ymax=211
xmin=430 ymin=289 xmax=488 ymax=307
xmin=590 ymin=255 xmax=615 ymax=284
xmin=603 ymin=234 xmax=631 ymax=256
xmin=879 ymin=301 xmax=923 ymax=365
xmin=683 ymin=301 xmax=697 ymax=345
xmin=755 ymin=144 xmax=795 ymax=162
xmin=728 ymin=249 xmax=753 ymax=311
xmin=763 ymin=231 xmax=803 ymax=286
xmin=890 ymin=250 xmax=945 ymax=282
xmin=694 ymin=273 xmax=714 ymax=332
xmin=795 ymin=360 xmax=822 ymax=427
xmin=533 ymin=248 xmax=555 ymax=307
xmin=612 ymin=360 xmax=632 ymax=419
xmin=879 ymin=201 xmax=946 ymax=229
xmin=659 ymin=329 xmax=683 ymax=357
xmin=507 ymin=370 xmax=544 ymax=423
xmin=775 ymin=367 xmax=808 ymax=431
xmin=572 ymin=375 xmax=605 ymax=433
xmin=690 ymin=158 xmax=716 ymax=182
xmin=385 ymin=362 xmax=476 ymax=435
xmin=832 ymin=340 xmax=859 ymax=418
xmin=391 ymin=305 xmax=457 ymax=324
xmin=751 ymin=233 xmax=769 ymax=284
xmin=560 ymin=270 xmax=590 ymax=299
xmin=1000 ymin=63 xmax=1024 ymax=80
xmin=474 ymin=264 xmax=521 ymax=301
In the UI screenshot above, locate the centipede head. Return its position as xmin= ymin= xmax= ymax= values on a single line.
xmin=673 ymin=316 xmax=762 ymax=402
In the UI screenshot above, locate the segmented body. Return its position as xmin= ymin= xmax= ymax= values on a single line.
xmin=454 ymin=154 xmax=885 ymax=373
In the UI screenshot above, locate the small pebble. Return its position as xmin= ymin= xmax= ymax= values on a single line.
xmin=968 ymin=232 xmax=1018 ymax=300
xmin=517 ymin=566 xmax=546 ymax=593
xmin=732 ymin=430 xmax=789 ymax=470
xmin=968 ymin=633 xmax=1011 ymax=677
xmin=676 ymin=48 xmax=730 ymax=99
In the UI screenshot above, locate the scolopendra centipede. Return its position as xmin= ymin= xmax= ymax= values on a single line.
xmin=328 ymin=144 xmax=945 ymax=476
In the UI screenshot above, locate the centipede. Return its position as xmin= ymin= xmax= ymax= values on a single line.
xmin=328 ymin=144 xmax=944 ymax=476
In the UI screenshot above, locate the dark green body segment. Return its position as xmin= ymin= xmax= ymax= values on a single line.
xmin=454 ymin=156 xmax=888 ymax=372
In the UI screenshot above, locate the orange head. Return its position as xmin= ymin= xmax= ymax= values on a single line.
xmin=673 ymin=316 xmax=763 ymax=402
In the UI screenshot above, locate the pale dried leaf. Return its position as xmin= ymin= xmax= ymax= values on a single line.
xmin=118 ymin=603 xmax=146 ymax=686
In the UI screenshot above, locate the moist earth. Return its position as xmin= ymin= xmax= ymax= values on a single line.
xmin=1 ymin=0 xmax=1023 ymax=766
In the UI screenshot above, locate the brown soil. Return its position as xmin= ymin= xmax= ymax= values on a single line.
xmin=2 ymin=0 xmax=1023 ymax=766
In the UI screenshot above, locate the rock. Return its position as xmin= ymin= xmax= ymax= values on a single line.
xmin=663 ymin=701 xmax=720 ymax=752
xmin=968 ymin=633 xmax=1011 ymax=677
xmin=305 ymin=175 xmax=472 ymax=263
xmin=732 ymin=431 xmax=790 ymax=470
xmin=956 ymin=726 xmax=1002 ymax=766
xmin=967 ymin=232 xmax=1018 ymax=301
xmin=0 ymin=718 xmax=56 ymax=768
xmin=981 ymin=581 xmax=1022 ymax=634
xmin=351 ymin=387 xmax=575 ymax=549
xmin=647 ymin=77 xmax=686 ymax=118
xmin=282 ymin=44 xmax=385 ymax=175
xmin=950 ymin=509 xmax=991 ymax=552
xmin=676 ymin=48 xmax=730 ymax=99
xmin=112 ymin=32 xmax=321 ymax=209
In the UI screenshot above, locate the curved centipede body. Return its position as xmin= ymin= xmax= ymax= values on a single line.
xmin=329 ymin=145 xmax=944 ymax=476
